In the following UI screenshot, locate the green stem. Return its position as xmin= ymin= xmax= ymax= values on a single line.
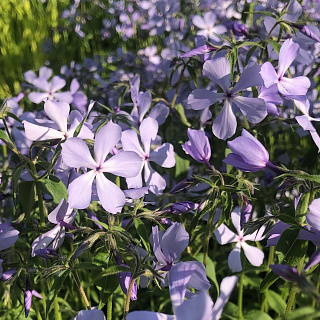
xmin=72 ymin=270 xmax=91 ymax=310
xmin=238 ymin=270 xmax=244 ymax=319
xmin=203 ymin=208 xmax=214 ymax=267
xmin=123 ymin=277 xmax=136 ymax=320
xmin=36 ymin=185 xmax=46 ymax=227
xmin=54 ymin=297 xmax=62 ymax=320
xmin=285 ymin=284 xmax=298 ymax=314
xmin=107 ymin=294 xmax=113 ymax=320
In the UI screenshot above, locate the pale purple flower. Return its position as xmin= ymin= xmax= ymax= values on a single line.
xmin=214 ymin=206 xmax=265 ymax=272
xmin=24 ymin=67 xmax=73 ymax=104
xmin=31 ymin=198 xmax=77 ymax=256
xmin=121 ymin=117 xmax=175 ymax=195
xmin=23 ymin=100 xmax=94 ymax=142
xmin=164 ymin=201 xmax=199 ymax=215
xmin=294 ymin=24 xmax=320 ymax=43
xmin=192 ymin=12 xmax=227 ymax=42
xmin=61 ymin=121 xmax=143 ymax=213
xmin=223 ymin=129 xmax=280 ymax=173
xmin=74 ymin=309 xmax=106 ymax=320
xmin=260 ymin=39 xmax=311 ymax=97
xmin=258 ymin=85 xmax=282 ymax=116
xmin=180 ymin=44 xmax=218 ymax=58
xmin=128 ymin=267 xmax=237 ymax=320
xmin=188 ymin=58 xmax=266 ymax=140
xmin=231 ymin=22 xmax=248 ymax=37
xmin=182 ymin=128 xmax=211 ymax=169
xmin=70 ymin=78 xmax=88 ymax=114
xmin=0 ymin=223 xmax=19 ymax=251
xmin=24 ymin=279 xmax=43 ymax=318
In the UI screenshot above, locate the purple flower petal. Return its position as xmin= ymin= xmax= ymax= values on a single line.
xmin=214 ymin=224 xmax=236 ymax=245
xmin=149 ymin=143 xmax=175 ymax=168
xmin=122 ymin=129 xmax=144 ymax=157
xmin=44 ymin=100 xmax=69 ymax=134
xmin=50 ymin=76 xmax=66 ymax=92
xmin=0 ymin=226 xmax=19 ymax=251
xmin=127 ymin=311 xmax=173 ymax=320
xmin=228 ymin=243 xmax=242 ymax=272
xmin=75 ymin=309 xmax=106 ymax=320
xmin=212 ymin=100 xmax=237 ymax=140
xmin=96 ymin=172 xmax=126 ymax=214
xmin=307 ymin=198 xmax=320 ymax=231
xmin=278 ymin=39 xmax=300 ymax=78
xmin=148 ymin=103 xmax=170 ymax=125
xmin=28 ymin=92 xmax=49 ymax=104
xmin=23 ymin=121 xmax=63 ymax=141
xmin=94 ymin=121 xmax=122 ymax=166
xmin=260 ymin=62 xmax=278 ymax=88
xmin=144 ymin=162 xmax=166 ymax=194
xmin=278 ymin=76 xmax=310 ymax=96
xmin=188 ymin=90 xmax=224 ymax=110
xmin=305 ymin=247 xmax=320 ymax=270
xmin=140 ymin=117 xmax=158 ymax=155
xmin=203 ymin=58 xmax=230 ymax=92
xmin=241 ymin=242 xmax=264 ymax=267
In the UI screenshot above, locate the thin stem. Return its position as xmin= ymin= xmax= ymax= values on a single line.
xmin=107 ymin=294 xmax=113 ymax=320
xmin=238 ymin=270 xmax=244 ymax=319
xmin=203 ymin=207 xmax=215 ymax=267
xmin=123 ymin=277 xmax=136 ymax=320
xmin=72 ymin=270 xmax=91 ymax=310
xmin=36 ymin=185 xmax=46 ymax=227
xmin=54 ymin=297 xmax=62 ymax=320
xmin=285 ymin=284 xmax=298 ymax=314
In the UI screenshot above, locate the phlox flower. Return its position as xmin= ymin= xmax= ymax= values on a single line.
xmin=31 ymin=198 xmax=76 ymax=256
xmin=24 ymin=66 xmax=73 ymax=104
xmin=214 ymin=206 xmax=265 ymax=272
xmin=260 ymin=38 xmax=311 ymax=97
xmin=127 ymin=262 xmax=237 ymax=320
xmin=23 ymin=100 xmax=94 ymax=142
xmin=121 ymin=117 xmax=175 ymax=195
xmin=24 ymin=278 xmax=43 ymax=318
xmin=74 ymin=309 xmax=106 ymax=320
xmin=192 ymin=11 xmax=227 ymax=42
xmin=61 ymin=121 xmax=142 ymax=213
xmin=182 ymin=128 xmax=211 ymax=169
xmin=188 ymin=58 xmax=266 ymax=140
xmin=0 ymin=223 xmax=19 ymax=251
xmin=223 ymin=129 xmax=280 ymax=173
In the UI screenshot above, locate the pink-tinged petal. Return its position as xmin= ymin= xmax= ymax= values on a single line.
xmin=151 ymin=226 xmax=167 ymax=265
xmin=121 ymin=129 xmax=144 ymax=157
xmin=53 ymin=92 xmax=74 ymax=103
xmin=307 ymin=198 xmax=320 ymax=231
xmin=278 ymin=76 xmax=311 ymax=96
xmin=188 ymin=90 xmax=224 ymax=110
xmin=33 ymin=78 xmax=50 ymax=92
xmin=75 ymin=309 xmax=106 ymax=320
xmin=192 ymin=16 xmax=206 ymax=29
xmin=161 ymin=223 xmax=189 ymax=263
xmin=144 ymin=162 xmax=166 ymax=195
xmin=214 ymin=224 xmax=237 ymax=245
xmin=228 ymin=243 xmax=242 ymax=272
xmin=169 ymin=262 xmax=197 ymax=310
xmin=231 ymin=207 xmax=241 ymax=234
xmin=28 ymin=92 xmax=49 ymax=104
xmin=101 ymin=151 xmax=143 ymax=178
xmin=39 ymin=66 xmax=52 ymax=80
xmin=127 ymin=311 xmax=174 ymax=320
xmin=223 ymin=153 xmax=264 ymax=172
xmin=140 ymin=117 xmax=158 ymax=156
xmin=232 ymin=96 xmax=267 ymax=124
xmin=232 ymin=63 xmax=264 ymax=94
xmin=203 ymin=58 xmax=230 ymax=92
xmin=203 ymin=11 xmax=216 ymax=25
xmin=212 ymin=100 xmax=237 ymax=140
xmin=96 ymin=172 xmax=125 ymax=214
xmin=175 ymin=290 xmax=213 ymax=320
xmin=31 ymin=225 xmax=62 ymax=256
xmin=23 ymin=121 xmax=64 ymax=141
xmin=94 ymin=121 xmax=122 ymax=166
xmin=241 ymin=129 xmax=269 ymax=159
xmin=50 ymin=76 xmax=66 ymax=92
xmin=150 ymin=143 xmax=175 ymax=168
xmin=148 ymin=103 xmax=170 ymax=125
xmin=241 ymin=242 xmax=264 ymax=267
xmin=68 ymin=171 xmax=96 ymax=209
xmin=44 ymin=100 xmax=69 ymax=134
xmin=260 ymin=62 xmax=278 ymax=88
xmin=138 ymin=91 xmax=152 ymax=122
xmin=62 ymin=138 xmax=97 ymax=169
xmin=212 ymin=276 xmax=238 ymax=319
xmin=278 ymin=39 xmax=300 ymax=77
xmin=0 ymin=226 xmax=19 ymax=251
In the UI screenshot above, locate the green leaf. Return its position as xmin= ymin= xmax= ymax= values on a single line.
xmin=100 ymin=265 xmax=131 ymax=277
xmin=195 ymin=253 xmax=219 ymax=294
xmin=46 ymin=269 xmax=69 ymax=317
xmin=0 ymin=129 xmax=13 ymax=144
xmin=244 ymin=310 xmax=273 ymax=320
xmin=265 ymin=290 xmax=286 ymax=315
xmin=97 ymin=274 xmax=119 ymax=309
xmin=229 ymin=47 xmax=238 ymax=83
xmin=174 ymin=152 xmax=190 ymax=181
xmin=19 ymin=181 xmax=36 ymax=219
xmin=237 ymin=41 xmax=264 ymax=49
xmin=295 ymin=192 xmax=310 ymax=216
xmin=268 ymin=39 xmax=281 ymax=55
xmin=175 ymin=103 xmax=191 ymax=127
xmin=6 ymin=112 xmax=23 ymax=123
xmin=74 ymin=262 xmax=101 ymax=270
xmin=134 ymin=218 xmax=150 ymax=251
xmin=12 ymin=161 xmax=27 ymax=205
xmin=37 ymin=175 xmax=67 ymax=204
xmin=279 ymin=307 xmax=320 ymax=320
xmin=187 ymin=65 xmax=199 ymax=88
